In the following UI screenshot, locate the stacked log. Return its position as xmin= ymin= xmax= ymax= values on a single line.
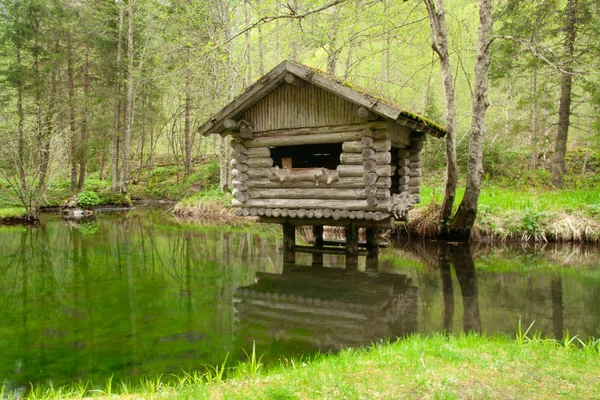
xmin=407 ymin=134 xmax=424 ymax=203
xmin=228 ymin=122 xmax=425 ymax=220
xmin=234 ymin=207 xmax=391 ymax=221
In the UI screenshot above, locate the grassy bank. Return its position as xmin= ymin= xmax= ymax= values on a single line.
xmin=5 ymin=334 xmax=599 ymax=399
xmin=400 ymin=183 xmax=600 ymax=242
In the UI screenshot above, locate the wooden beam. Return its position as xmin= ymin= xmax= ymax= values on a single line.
xmin=223 ymin=119 xmax=239 ymax=130
xmin=357 ymin=106 xmax=379 ymax=121
xmin=232 ymin=198 xmax=392 ymax=210
xmin=252 ymin=122 xmax=388 ymax=138
xmin=284 ymin=73 xmax=305 ymax=87
xmin=366 ymin=228 xmax=379 ymax=271
xmin=312 ymin=225 xmax=324 ymax=266
xmin=245 ymin=131 xmax=363 ymax=148
xmin=244 ymin=177 xmax=392 ymax=189
xmin=283 ymin=222 xmax=296 ymax=264
xmin=345 ymin=226 xmax=359 ymax=268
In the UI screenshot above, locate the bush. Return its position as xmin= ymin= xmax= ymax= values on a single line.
xmin=97 ymin=191 xmax=132 ymax=207
xmin=77 ymin=191 xmax=101 ymax=208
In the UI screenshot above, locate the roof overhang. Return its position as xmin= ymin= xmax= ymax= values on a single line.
xmin=197 ymin=60 xmax=446 ymax=139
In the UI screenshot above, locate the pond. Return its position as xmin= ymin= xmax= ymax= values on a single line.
xmin=0 ymin=207 xmax=598 ymax=391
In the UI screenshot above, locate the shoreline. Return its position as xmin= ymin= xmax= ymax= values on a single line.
xmin=171 ymin=200 xmax=600 ymax=244
xmin=4 ymin=333 xmax=599 ymax=399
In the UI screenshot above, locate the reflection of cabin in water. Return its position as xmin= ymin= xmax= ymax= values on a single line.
xmin=233 ymin=265 xmax=418 ymax=353
xmin=199 ymin=61 xmax=446 ymax=267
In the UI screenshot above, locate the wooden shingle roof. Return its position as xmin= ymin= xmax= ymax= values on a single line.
xmin=198 ymin=60 xmax=446 ymax=138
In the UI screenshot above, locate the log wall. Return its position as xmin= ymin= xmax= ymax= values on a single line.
xmin=230 ymin=96 xmax=426 ymax=223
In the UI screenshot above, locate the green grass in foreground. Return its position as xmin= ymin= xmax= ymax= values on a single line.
xmin=5 ymin=334 xmax=600 ymax=399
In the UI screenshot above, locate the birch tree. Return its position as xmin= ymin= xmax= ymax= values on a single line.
xmin=423 ymin=0 xmax=458 ymax=230
xmin=448 ymin=0 xmax=493 ymax=240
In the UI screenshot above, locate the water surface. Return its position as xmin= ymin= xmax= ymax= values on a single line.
xmin=0 ymin=208 xmax=598 ymax=390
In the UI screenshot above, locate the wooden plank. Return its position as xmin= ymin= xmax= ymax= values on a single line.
xmin=197 ymin=62 xmax=289 ymax=136
xmin=285 ymin=62 xmax=402 ymax=121
xmin=245 ymin=131 xmax=363 ymax=148
xmin=340 ymin=152 xmax=391 ymax=165
xmin=232 ymin=198 xmax=392 ymax=211
xmin=247 ymin=158 xmax=273 ymax=168
xmin=244 ymin=177 xmax=391 ymax=189
xmin=251 ymin=122 xmax=388 ymax=138
xmin=282 ymin=157 xmax=292 ymax=169
xmin=294 ymin=245 xmax=368 ymax=256
xmin=342 ymin=139 xmax=391 ymax=153
xmin=246 ymin=147 xmax=271 ymax=158
xmin=337 ymin=165 xmax=392 ymax=177
xmin=248 ymin=188 xmax=371 ymax=200
xmin=247 ymin=168 xmax=271 ymax=178
xmin=387 ymin=120 xmax=411 ymax=147
xmin=257 ymin=216 xmax=395 ymax=229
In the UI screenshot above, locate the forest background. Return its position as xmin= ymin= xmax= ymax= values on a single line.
xmin=0 ymin=0 xmax=598 ymax=239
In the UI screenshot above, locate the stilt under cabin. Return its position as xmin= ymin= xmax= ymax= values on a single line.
xmin=198 ymin=61 xmax=446 ymax=268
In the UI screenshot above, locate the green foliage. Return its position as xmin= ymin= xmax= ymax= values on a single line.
xmin=188 ymin=158 xmax=220 ymax=188
xmin=142 ymin=160 xmax=220 ymax=200
xmin=76 ymin=190 xmax=100 ymax=208
xmin=97 ymin=191 xmax=132 ymax=207
xmin=83 ymin=176 xmax=111 ymax=192
xmin=520 ymin=207 xmax=546 ymax=237
xmin=0 ymin=207 xmax=26 ymax=219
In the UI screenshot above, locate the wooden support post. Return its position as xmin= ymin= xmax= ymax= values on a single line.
xmin=345 ymin=225 xmax=359 ymax=269
xmin=365 ymin=228 xmax=379 ymax=271
xmin=312 ymin=225 xmax=324 ymax=267
xmin=283 ymin=223 xmax=296 ymax=264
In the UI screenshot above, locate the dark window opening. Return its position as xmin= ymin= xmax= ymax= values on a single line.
xmin=390 ymin=146 xmax=401 ymax=195
xmin=270 ymin=143 xmax=343 ymax=170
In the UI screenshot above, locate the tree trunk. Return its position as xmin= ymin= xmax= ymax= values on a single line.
xmin=423 ymin=0 xmax=458 ymax=229
xmin=112 ymin=1 xmax=124 ymax=191
xmin=67 ymin=27 xmax=78 ymax=191
xmin=38 ymin=83 xmax=54 ymax=190
xmin=219 ymin=135 xmax=231 ymax=192
xmin=38 ymin=40 xmax=60 ymax=190
xmin=184 ymin=77 xmax=192 ymax=177
xmin=289 ymin=0 xmax=299 ymax=61
xmin=257 ymin=1 xmax=264 ymax=76
xmin=326 ymin=8 xmax=340 ymax=75
xmin=16 ymin=47 xmax=26 ymax=191
xmin=244 ymin=1 xmax=252 ymax=85
xmin=448 ymin=0 xmax=493 ymax=241
xmin=120 ymin=0 xmax=135 ymax=194
xmin=381 ymin=0 xmax=390 ymax=90
xmin=551 ymin=0 xmax=576 ymax=188
xmin=78 ymin=45 xmax=90 ymax=190
xmin=448 ymin=244 xmax=481 ymax=334
xmin=530 ymin=64 xmax=538 ymax=168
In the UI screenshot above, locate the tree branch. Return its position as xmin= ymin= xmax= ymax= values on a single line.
xmin=216 ymin=0 xmax=349 ymax=51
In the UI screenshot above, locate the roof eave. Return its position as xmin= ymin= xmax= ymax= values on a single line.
xmin=198 ymin=60 xmax=447 ymax=139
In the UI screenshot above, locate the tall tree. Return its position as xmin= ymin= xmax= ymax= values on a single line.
xmin=423 ymin=0 xmax=458 ymax=230
xmin=551 ymin=0 xmax=577 ymax=187
xmin=119 ymin=0 xmax=135 ymax=193
xmin=448 ymin=0 xmax=493 ymax=240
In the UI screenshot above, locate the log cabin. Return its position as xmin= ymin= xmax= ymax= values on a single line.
xmin=198 ymin=61 xmax=446 ymax=267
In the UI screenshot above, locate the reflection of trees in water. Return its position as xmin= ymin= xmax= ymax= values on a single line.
xmin=0 ymin=212 xmax=279 ymax=389
xmin=387 ymin=240 xmax=599 ymax=340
